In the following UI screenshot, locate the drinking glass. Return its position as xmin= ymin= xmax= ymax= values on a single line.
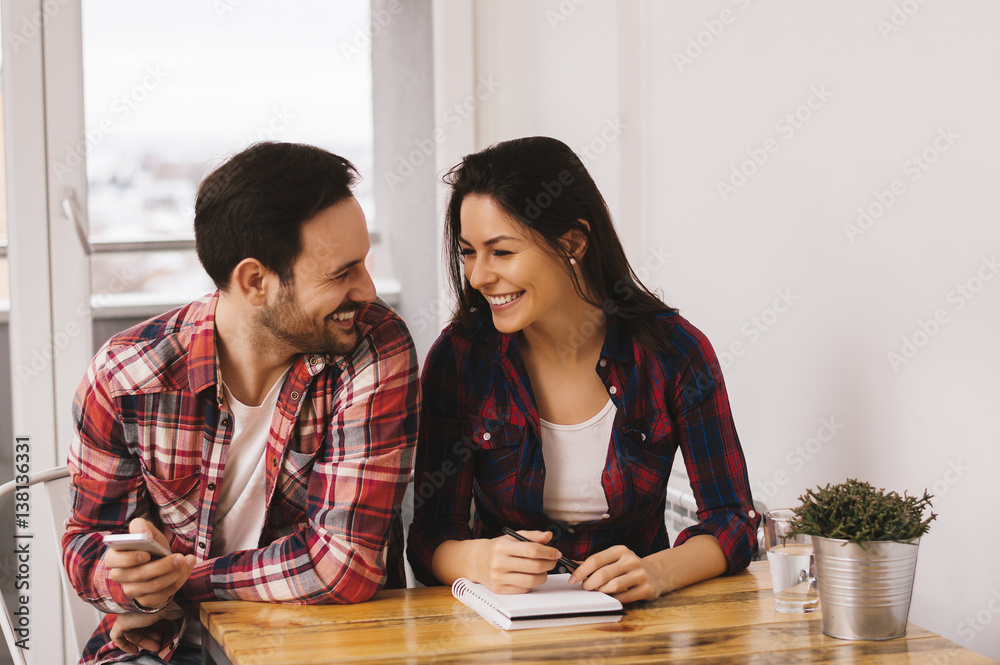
xmin=763 ymin=509 xmax=819 ymax=613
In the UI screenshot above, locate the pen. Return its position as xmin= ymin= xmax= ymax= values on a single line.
xmin=502 ymin=527 xmax=579 ymax=573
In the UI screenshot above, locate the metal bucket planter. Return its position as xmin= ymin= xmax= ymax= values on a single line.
xmin=811 ymin=536 xmax=920 ymax=640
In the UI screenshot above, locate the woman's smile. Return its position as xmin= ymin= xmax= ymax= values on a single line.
xmin=484 ymin=292 xmax=525 ymax=309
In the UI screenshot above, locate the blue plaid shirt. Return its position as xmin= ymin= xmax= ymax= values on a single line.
xmin=408 ymin=309 xmax=758 ymax=586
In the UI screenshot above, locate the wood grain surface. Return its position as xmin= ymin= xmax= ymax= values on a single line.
xmin=201 ymin=561 xmax=995 ymax=664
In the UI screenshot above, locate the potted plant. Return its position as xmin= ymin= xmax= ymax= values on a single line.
xmin=788 ymin=478 xmax=936 ymax=640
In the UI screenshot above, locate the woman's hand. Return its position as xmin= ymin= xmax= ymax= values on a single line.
xmin=569 ymin=545 xmax=664 ymax=603
xmin=474 ymin=530 xmax=562 ymax=594
xmin=569 ymin=535 xmax=729 ymax=602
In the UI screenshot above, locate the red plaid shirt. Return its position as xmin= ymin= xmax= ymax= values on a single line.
xmin=408 ymin=309 xmax=758 ymax=586
xmin=64 ymin=293 xmax=418 ymax=664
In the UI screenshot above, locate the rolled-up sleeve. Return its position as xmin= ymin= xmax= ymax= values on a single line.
xmin=63 ymin=343 xmax=154 ymax=614
xmin=669 ymin=326 xmax=759 ymax=573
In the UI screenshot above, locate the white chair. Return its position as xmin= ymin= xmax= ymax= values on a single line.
xmin=0 ymin=466 xmax=102 ymax=665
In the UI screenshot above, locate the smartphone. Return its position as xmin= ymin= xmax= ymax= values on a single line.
xmin=103 ymin=533 xmax=173 ymax=559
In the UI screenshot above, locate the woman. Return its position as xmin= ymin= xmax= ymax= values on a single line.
xmin=407 ymin=137 xmax=758 ymax=602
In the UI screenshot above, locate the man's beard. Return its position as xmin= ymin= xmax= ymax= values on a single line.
xmin=256 ymin=284 xmax=361 ymax=356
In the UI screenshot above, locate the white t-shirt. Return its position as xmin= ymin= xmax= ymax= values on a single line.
xmin=210 ymin=367 xmax=290 ymax=557
xmin=540 ymin=399 xmax=615 ymax=524
xmin=183 ymin=367 xmax=289 ymax=646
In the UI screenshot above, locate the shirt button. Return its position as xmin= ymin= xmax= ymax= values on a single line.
xmin=609 ymin=386 xmax=618 ymax=395
xmin=567 ymin=527 xmax=576 ymax=534
xmin=483 ymin=432 xmax=492 ymax=441
xmin=309 ymin=357 xmax=318 ymax=365
xmin=290 ymin=391 xmax=300 ymax=400
xmin=748 ymin=510 xmax=756 ymax=519
xmin=198 ymin=542 xmax=206 ymax=550
xmin=601 ymin=513 xmax=611 ymax=520
xmin=207 ymin=483 xmax=216 ymax=491
xmin=641 ymin=433 xmax=647 ymax=441
xmin=271 ymin=459 xmax=278 ymax=467
xmin=599 ymin=359 xmax=607 ymax=368
xmin=221 ymin=418 xmax=229 ymax=427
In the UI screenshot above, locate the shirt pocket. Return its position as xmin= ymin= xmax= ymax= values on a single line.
xmin=621 ymin=411 xmax=676 ymax=502
xmin=469 ymin=416 xmax=525 ymax=502
xmin=142 ymin=470 xmax=200 ymax=543
xmin=277 ymin=448 xmax=318 ymax=513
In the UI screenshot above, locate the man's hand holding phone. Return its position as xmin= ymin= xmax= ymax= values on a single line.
xmin=102 ymin=518 xmax=196 ymax=611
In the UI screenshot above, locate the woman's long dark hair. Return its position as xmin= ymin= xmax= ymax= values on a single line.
xmin=443 ymin=136 xmax=677 ymax=354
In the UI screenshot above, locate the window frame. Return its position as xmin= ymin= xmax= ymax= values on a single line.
xmin=4 ymin=2 xmax=90 ymax=662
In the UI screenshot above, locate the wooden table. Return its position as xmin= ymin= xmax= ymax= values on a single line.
xmin=201 ymin=561 xmax=994 ymax=664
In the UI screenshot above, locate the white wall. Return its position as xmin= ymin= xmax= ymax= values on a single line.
xmin=456 ymin=0 xmax=1000 ymax=658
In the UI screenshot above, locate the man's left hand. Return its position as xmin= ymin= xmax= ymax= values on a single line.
xmin=110 ymin=602 xmax=185 ymax=655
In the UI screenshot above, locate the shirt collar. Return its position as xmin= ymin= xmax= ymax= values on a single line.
xmin=187 ymin=291 xmax=222 ymax=395
xmin=472 ymin=306 xmax=635 ymax=367
xmin=186 ymin=291 xmax=328 ymax=396
xmin=601 ymin=314 xmax=635 ymax=365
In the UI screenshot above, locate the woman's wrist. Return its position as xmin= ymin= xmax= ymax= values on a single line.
xmin=431 ymin=538 xmax=486 ymax=586
xmin=469 ymin=538 xmax=490 ymax=584
xmin=640 ymin=551 xmax=673 ymax=598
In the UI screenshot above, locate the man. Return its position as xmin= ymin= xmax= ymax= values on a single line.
xmin=62 ymin=142 xmax=419 ymax=665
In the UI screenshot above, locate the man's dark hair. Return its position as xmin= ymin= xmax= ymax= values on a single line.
xmin=194 ymin=142 xmax=359 ymax=289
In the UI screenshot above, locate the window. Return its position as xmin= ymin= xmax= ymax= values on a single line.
xmin=2 ymin=5 xmax=384 ymax=662
xmin=81 ymin=0 xmax=377 ymax=305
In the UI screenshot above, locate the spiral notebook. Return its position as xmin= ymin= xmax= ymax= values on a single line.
xmin=451 ymin=573 xmax=624 ymax=630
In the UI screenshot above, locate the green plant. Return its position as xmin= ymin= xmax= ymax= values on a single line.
xmin=788 ymin=478 xmax=936 ymax=547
